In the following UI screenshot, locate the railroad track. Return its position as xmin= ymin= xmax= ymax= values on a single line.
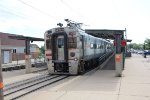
xmin=4 ymin=74 xmax=49 ymax=91
xmin=4 ymin=74 xmax=69 ymax=100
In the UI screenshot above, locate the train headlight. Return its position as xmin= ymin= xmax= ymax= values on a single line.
xmin=74 ymin=58 xmax=78 ymax=61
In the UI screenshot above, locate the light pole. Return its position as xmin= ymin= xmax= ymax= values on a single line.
xmin=143 ymin=42 xmax=147 ymax=58
xmin=143 ymin=43 xmax=146 ymax=50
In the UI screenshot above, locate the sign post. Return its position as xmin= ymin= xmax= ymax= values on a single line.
xmin=114 ymin=34 xmax=123 ymax=77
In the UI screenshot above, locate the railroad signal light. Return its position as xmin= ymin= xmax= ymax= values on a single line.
xmin=121 ymin=40 xmax=127 ymax=47
xmin=114 ymin=40 xmax=127 ymax=47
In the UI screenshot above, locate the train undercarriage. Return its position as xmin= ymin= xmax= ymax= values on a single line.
xmin=48 ymin=52 xmax=113 ymax=75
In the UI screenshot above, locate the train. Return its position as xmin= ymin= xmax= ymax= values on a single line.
xmin=44 ymin=19 xmax=114 ymax=75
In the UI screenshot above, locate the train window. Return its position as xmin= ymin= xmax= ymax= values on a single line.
xmin=68 ymin=37 xmax=77 ymax=48
xmin=100 ymin=45 xmax=103 ymax=49
xmin=98 ymin=45 xmax=101 ymax=49
xmin=68 ymin=43 xmax=77 ymax=48
xmin=94 ymin=44 xmax=97 ymax=49
xmin=96 ymin=44 xmax=99 ymax=49
xmin=107 ymin=45 xmax=109 ymax=49
xmin=57 ymin=38 xmax=64 ymax=48
xmin=90 ymin=43 xmax=94 ymax=49
xmin=46 ymin=39 xmax=51 ymax=49
xmin=68 ymin=37 xmax=77 ymax=43
xmin=80 ymin=36 xmax=83 ymax=41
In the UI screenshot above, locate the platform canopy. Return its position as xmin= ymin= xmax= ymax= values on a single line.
xmin=9 ymin=35 xmax=44 ymax=41
xmin=85 ymin=29 xmax=126 ymax=40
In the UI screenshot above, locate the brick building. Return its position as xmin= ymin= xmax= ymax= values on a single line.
xmin=0 ymin=32 xmax=40 ymax=64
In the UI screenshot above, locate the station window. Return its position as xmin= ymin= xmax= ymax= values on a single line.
xmin=12 ymin=49 xmax=16 ymax=53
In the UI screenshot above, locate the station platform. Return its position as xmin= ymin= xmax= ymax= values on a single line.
xmin=4 ymin=54 xmax=150 ymax=100
xmin=2 ymin=59 xmax=46 ymax=73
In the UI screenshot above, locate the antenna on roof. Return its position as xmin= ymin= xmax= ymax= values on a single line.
xmin=64 ymin=19 xmax=83 ymax=29
xmin=57 ymin=23 xmax=63 ymax=27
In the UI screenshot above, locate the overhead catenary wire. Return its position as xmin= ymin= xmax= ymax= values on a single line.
xmin=60 ymin=0 xmax=90 ymax=28
xmin=0 ymin=3 xmax=44 ymax=22
xmin=0 ymin=0 xmax=58 ymax=28
xmin=0 ymin=5 xmax=26 ymax=19
xmin=0 ymin=7 xmax=48 ymax=27
xmin=60 ymin=0 xmax=84 ymax=18
xmin=17 ymin=0 xmax=58 ymax=21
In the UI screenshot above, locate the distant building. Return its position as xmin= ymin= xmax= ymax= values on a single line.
xmin=30 ymin=44 xmax=40 ymax=59
xmin=0 ymin=32 xmax=40 ymax=64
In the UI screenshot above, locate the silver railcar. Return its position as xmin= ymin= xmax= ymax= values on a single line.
xmin=44 ymin=22 xmax=113 ymax=75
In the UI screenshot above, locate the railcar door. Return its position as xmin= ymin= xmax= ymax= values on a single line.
xmin=57 ymin=36 xmax=65 ymax=60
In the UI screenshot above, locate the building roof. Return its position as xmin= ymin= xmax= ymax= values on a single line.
xmin=0 ymin=32 xmax=25 ymax=46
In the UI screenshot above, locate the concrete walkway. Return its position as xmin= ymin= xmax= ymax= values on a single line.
xmin=2 ymin=58 xmax=45 ymax=67
xmin=5 ymin=54 xmax=150 ymax=100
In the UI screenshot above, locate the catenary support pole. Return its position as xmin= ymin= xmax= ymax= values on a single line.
xmin=0 ymin=39 xmax=4 ymax=100
xmin=25 ymin=40 xmax=32 ymax=74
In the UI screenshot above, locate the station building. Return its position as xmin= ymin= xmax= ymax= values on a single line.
xmin=0 ymin=32 xmax=40 ymax=64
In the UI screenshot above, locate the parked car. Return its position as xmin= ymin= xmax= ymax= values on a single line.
xmin=144 ymin=50 xmax=150 ymax=55
xmin=137 ymin=51 xmax=144 ymax=54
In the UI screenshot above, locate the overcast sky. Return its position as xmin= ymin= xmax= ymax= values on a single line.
xmin=0 ymin=0 xmax=150 ymax=46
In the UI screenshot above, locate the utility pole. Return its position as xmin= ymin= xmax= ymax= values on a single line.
xmin=0 ymin=39 xmax=4 ymax=100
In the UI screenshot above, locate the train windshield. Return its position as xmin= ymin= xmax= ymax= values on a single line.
xmin=57 ymin=38 xmax=64 ymax=48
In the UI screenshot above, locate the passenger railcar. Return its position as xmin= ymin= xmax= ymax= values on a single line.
xmin=44 ymin=20 xmax=113 ymax=75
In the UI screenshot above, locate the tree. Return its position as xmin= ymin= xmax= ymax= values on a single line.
xmin=144 ymin=38 xmax=150 ymax=50
xmin=39 ymin=46 xmax=45 ymax=58
xmin=128 ymin=43 xmax=142 ymax=50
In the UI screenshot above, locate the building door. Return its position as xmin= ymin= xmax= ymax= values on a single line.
xmin=4 ymin=51 xmax=10 ymax=63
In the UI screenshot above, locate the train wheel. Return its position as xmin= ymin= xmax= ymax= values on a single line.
xmin=86 ymin=61 xmax=90 ymax=70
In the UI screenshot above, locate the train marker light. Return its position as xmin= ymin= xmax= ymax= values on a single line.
xmin=114 ymin=40 xmax=126 ymax=47
xmin=74 ymin=58 xmax=78 ymax=61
